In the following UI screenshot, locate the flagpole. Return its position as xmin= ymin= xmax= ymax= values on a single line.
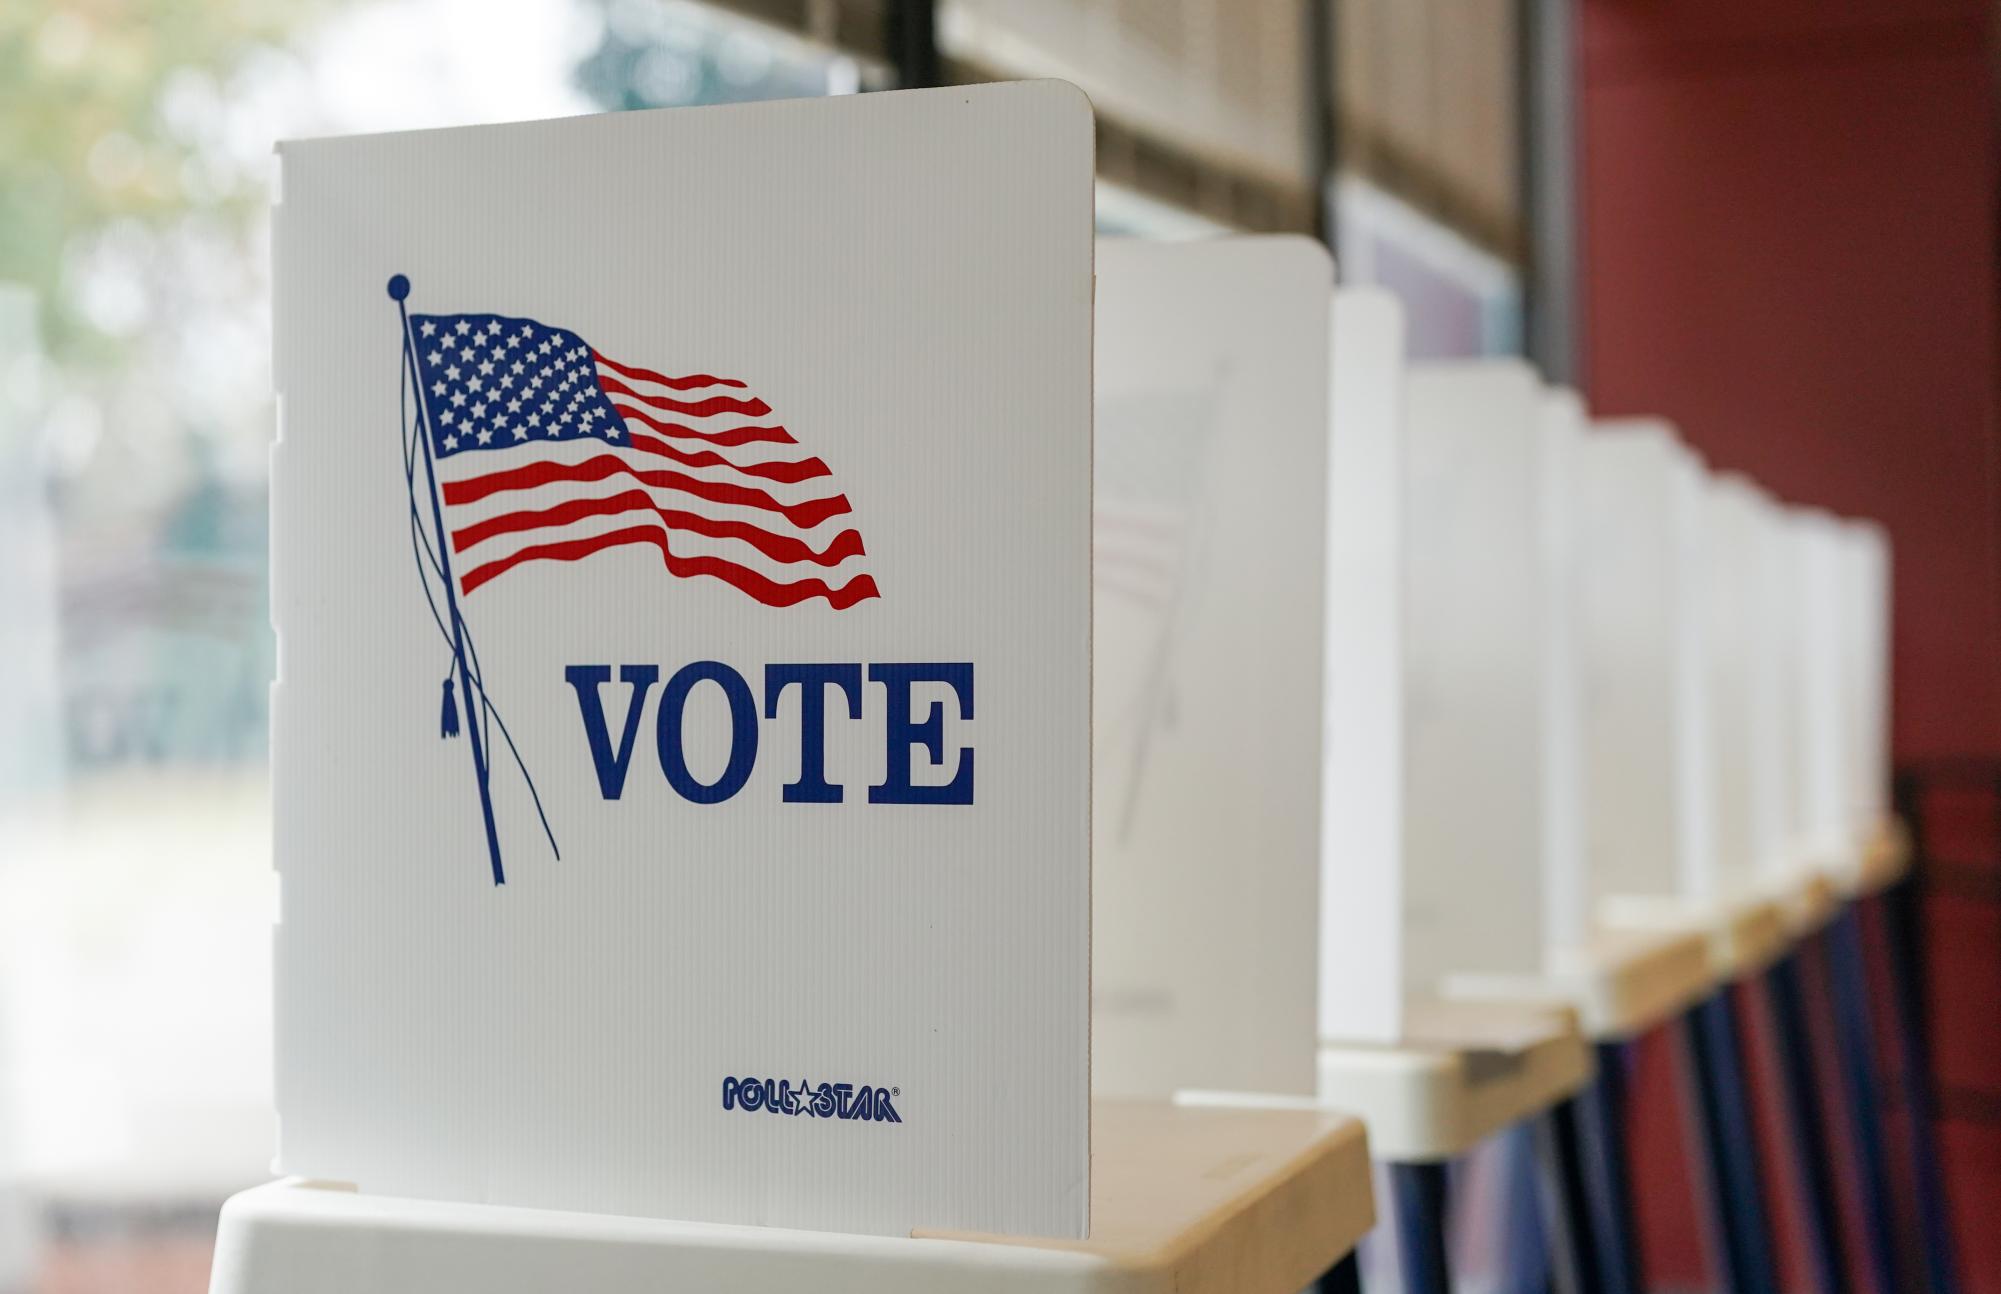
xmin=390 ymin=274 xmax=506 ymax=886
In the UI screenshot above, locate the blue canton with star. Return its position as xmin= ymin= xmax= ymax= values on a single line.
xmin=411 ymin=313 xmax=627 ymax=458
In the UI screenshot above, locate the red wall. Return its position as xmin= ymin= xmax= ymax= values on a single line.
xmin=1581 ymin=0 xmax=1999 ymax=759
xmin=1578 ymin=1 xmax=2001 ymax=1287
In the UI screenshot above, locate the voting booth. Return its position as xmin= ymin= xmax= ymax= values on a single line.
xmin=1791 ymin=510 xmax=1846 ymax=874
xmin=1840 ymin=521 xmax=1893 ymax=850
xmin=1573 ymin=420 xmax=1712 ymax=911
xmin=1536 ymin=388 xmax=1590 ymax=959
xmin=210 ymin=82 xmax=1377 ymax=1294
xmin=1444 ymin=402 xmax=1714 ymax=1040
xmin=1091 ymin=236 xmax=1332 ymax=1101
xmin=1703 ymin=474 xmax=1781 ymax=906
xmin=1739 ymin=481 xmax=1798 ymax=883
xmin=265 ymin=80 xmax=1095 ymax=1242
xmin=1401 ymin=360 xmax=1550 ymax=990
xmin=1320 ymin=287 xmax=1407 ymax=1048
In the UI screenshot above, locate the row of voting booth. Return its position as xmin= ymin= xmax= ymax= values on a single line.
xmin=208 ymin=82 xmax=1949 ymax=1294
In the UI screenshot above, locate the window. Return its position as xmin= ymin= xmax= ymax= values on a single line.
xmin=0 ymin=4 xmax=861 ymax=1288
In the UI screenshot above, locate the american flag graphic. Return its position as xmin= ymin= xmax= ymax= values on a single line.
xmin=408 ymin=310 xmax=879 ymax=609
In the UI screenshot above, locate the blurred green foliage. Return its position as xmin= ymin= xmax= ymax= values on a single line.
xmin=0 ymin=1 xmax=320 ymax=369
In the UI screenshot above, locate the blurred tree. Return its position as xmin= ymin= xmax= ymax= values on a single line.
xmin=0 ymin=1 xmax=323 ymax=371
xmin=571 ymin=0 xmax=847 ymax=116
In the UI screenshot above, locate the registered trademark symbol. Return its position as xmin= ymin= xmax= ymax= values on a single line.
xmin=891 ymin=1087 xmax=900 ymax=1097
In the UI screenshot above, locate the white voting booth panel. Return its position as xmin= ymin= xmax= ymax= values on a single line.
xmin=1092 ymin=237 xmax=1332 ymax=1099
xmin=1400 ymin=361 xmax=1547 ymax=988
xmin=1789 ymin=508 xmax=1853 ymax=876
xmin=1704 ymin=474 xmax=1771 ymax=904
xmin=1841 ymin=521 xmax=1892 ymax=845
xmin=1744 ymin=484 xmax=1796 ymax=884
xmin=1536 ymin=388 xmax=1589 ymax=956
xmin=270 ymin=82 xmax=1094 ymax=1239
xmin=1438 ymin=395 xmax=1716 ymax=1038
xmin=1574 ymin=421 xmax=1713 ymax=910
xmin=1320 ymin=288 xmax=1406 ymax=1046
xmin=1264 ymin=311 xmax=1594 ymax=1156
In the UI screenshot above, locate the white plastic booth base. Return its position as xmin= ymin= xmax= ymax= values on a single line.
xmin=1188 ymin=1000 xmax=1591 ymax=1162
xmin=208 ymin=1101 xmax=1374 ymax=1294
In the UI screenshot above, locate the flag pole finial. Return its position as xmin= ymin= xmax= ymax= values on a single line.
xmin=387 ymin=274 xmax=410 ymax=301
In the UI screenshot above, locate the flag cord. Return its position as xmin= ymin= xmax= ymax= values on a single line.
xmin=399 ymin=302 xmax=560 ymax=868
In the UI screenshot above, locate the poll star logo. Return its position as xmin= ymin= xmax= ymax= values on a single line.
xmin=387 ymin=274 xmax=889 ymax=886
xmin=721 ymin=1076 xmax=903 ymax=1123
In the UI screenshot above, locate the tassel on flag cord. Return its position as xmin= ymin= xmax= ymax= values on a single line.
xmin=392 ymin=273 xmax=563 ymax=882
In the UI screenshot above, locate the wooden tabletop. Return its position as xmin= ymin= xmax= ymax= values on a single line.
xmin=1601 ymin=892 xmax=1792 ymax=981
xmin=1769 ymin=869 xmax=1842 ymax=938
xmin=1444 ymin=921 xmax=1713 ymax=1042
xmin=927 ymin=1100 xmax=1374 ymax=1292
xmin=1845 ymin=819 xmax=1911 ymax=899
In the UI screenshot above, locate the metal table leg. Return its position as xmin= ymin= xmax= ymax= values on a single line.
xmin=1823 ymin=909 xmax=1905 ymax=1294
xmin=1762 ymin=952 xmax=1851 ymax=1294
xmin=1674 ymin=993 xmax=1780 ymax=1294
xmin=1531 ymin=1099 xmax=1603 ymax=1294
xmin=1496 ymin=1125 xmax=1550 ymax=1294
xmin=1316 ymin=1249 xmax=1364 ymax=1294
xmin=1575 ymin=1040 xmax=1644 ymax=1294
xmin=1389 ymin=1161 xmax=1454 ymax=1294
xmin=1878 ymin=877 xmax=1963 ymax=1294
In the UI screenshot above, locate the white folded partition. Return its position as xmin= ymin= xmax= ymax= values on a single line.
xmin=1745 ymin=487 xmax=1797 ymax=882
xmin=1574 ymin=421 xmax=1713 ymax=908
xmin=1092 ymin=237 xmax=1334 ymax=1097
xmin=1400 ymin=361 xmax=1547 ymax=990
xmin=1537 ymin=388 xmax=1590 ymax=956
xmin=1703 ymin=474 xmax=1770 ymax=901
xmin=1320 ymin=288 xmax=1407 ymax=1045
xmin=1841 ymin=521 xmax=1893 ymax=844
xmin=1790 ymin=508 xmax=1853 ymax=872
xmin=269 ymin=81 xmax=1098 ymax=1240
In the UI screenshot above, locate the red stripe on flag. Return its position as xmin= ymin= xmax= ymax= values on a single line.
xmin=593 ymin=352 xmax=748 ymax=391
xmin=443 ymin=455 xmax=853 ymax=530
xmin=610 ymin=400 xmax=796 ymax=448
xmin=623 ymin=431 xmax=830 ymax=484
xmin=458 ymin=522 xmax=881 ymax=609
xmin=450 ymin=488 xmax=867 ymax=567
xmin=597 ymin=375 xmax=770 ymax=418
